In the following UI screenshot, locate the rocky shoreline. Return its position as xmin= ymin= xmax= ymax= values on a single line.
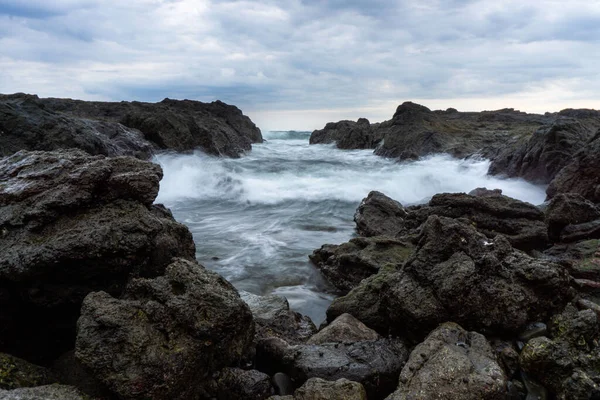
xmin=1 ymin=95 xmax=599 ymax=399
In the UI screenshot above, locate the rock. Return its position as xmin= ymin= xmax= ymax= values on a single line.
xmin=51 ymin=350 xmax=108 ymax=398
xmin=520 ymin=304 xmax=600 ymax=399
xmin=547 ymin=130 xmax=600 ymax=203
xmin=0 ymin=93 xmax=155 ymax=159
xmin=406 ymin=192 xmax=548 ymax=251
xmin=543 ymin=239 xmax=600 ymax=280
xmin=468 ymin=187 xmax=503 ymax=197
xmin=75 ymin=258 xmax=254 ymax=400
xmin=272 ymin=372 xmax=294 ymax=396
xmin=488 ymin=117 xmax=595 ymax=183
xmin=386 ymin=323 xmax=507 ymax=400
xmin=545 ymin=194 xmax=600 ymax=241
xmin=216 ymin=368 xmax=273 ymax=400
xmin=309 ymin=236 xmax=414 ymax=293
xmin=354 ymin=191 xmax=408 ymax=237
xmin=240 ymin=292 xmax=317 ymax=344
xmin=328 ymin=216 xmax=572 ymax=340
xmin=560 ymin=220 xmax=600 ymax=244
xmin=490 ymin=340 xmax=520 ymax=379
xmin=294 ymin=378 xmax=367 ymax=400
xmin=307 ymin=313 xmax=379 ymax=345
xmin=0 ymin=150 xmax=195 ymax=363
xmin=518 ymin=322 xmax=548 ymax=342
xmin=309 ymin=119 xmax=379 ymax=150
xmin=0 ymin=384 xmax=89 ymax=400
xmin=0 ymin=353 xmax=56 ymax=390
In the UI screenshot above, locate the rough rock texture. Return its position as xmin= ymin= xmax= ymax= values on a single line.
xmin=309 ymin=119 xmax=380 ymax=150
xmin=545 ymin=194 xmax=600 ymax=241
xmin=76 ymin=258 xmax=254 ymax=400
xmin=520 ymin=304 xmax=600 ymax=399
xmin=216 ymin=368 xmax=273 ymax=400
xmin=406 ymin=192 xmax=548 ymax=251
xmin=240 ymin=292 xmax=317 ymax=344
xmin=468 ymin=187 xmax=503 ymax=197
xmin=309 ymin=236 xmax=414 ymax=293
xmin=0 ymin=353 xmax=56 ymax=390
xmin=0 ymin=93 xmax=263 ymax=159
xmin=51 ymin=350 xmax=108 ymax=398
xmin=544 ymin=239 xmax=600 ymax=280
xmin=354 ymin=191 xmax=408 ymax=237
xmin=547 ymin=130 xmax=600 ymax=203
xmin=386 ymin=323 xmax=507 ymax=400
xmin=0 ymin=149 xmax=195 ymax=362
xmin=294 ymin=378 xmax=367 ymax=400
xmin=307 ymin=313 xmax=379 ymax=345
xmin=328 ymin=216 xmax=572 ymax=340
xmin=488 ymin=117 xmax=595 ymax=183
xmin=0 ymin=384 xmax=89 ymax=400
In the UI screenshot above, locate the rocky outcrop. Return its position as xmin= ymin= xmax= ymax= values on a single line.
xmin=386 ymin=322 xmax=507 ymax=400
xmin=328 ymin=216 xmax=572 ymax=340
xmin=309 ymin=119 xmax=379 ymax=149
xmin=0 ymin=93 xmax=263 ymax=159
xmin=309 ymin=236 xmax=414 ymax=293
xmin=545 ymin=194 xmax=600 ymax=242
xmin=76 ymin=258 xmax=254 ymax=400
xmin=354 ymin=191 xmax=408 ymax=237
xmin=0 ymin=149 xmax=195 ymax=362
xmin=307 ymin=313 xmax=379 ymax=345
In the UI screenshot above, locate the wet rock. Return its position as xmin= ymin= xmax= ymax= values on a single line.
xmin=328 ymin=216 xmax=572 ymax=339
xmin=216 ymin=368 xmax=273 ymax=400
xmin=468 ymin=187 xmax=503 ymax=197
xmin=560 ymin=220 xmax=600 ymax=244
xmin=490 ymin=340 xmax=520 ymax=379
xmin=240 ymin=292 xmax=317 ymax=344
xmin=309 ymin=119 xmax=379 ymax=150
xmin=545 ymin=194 xmax=600 ymax=241
xmin=387 ymin=322 xmax=507 ymax=400
xmin=488 ymin=117 xmax=594 ymax=183
xmin=294 ymin=378 xmax=367 ymax=400
xmin=307 ymin=313 xmax=379 ymax=345
xmin=518 ymin=322 xmax=547 ymax=342
xmin=75 ymin=258 xmax=254 ymax=400
xmin=0 ymin=353 xmax=56 ymax=390
xmin=309 ymin=236 xmax=414 ymax=293
xmin=543 ymin=239 xmax=600 ymax=280
xmin=520 ymin=304 xmax=600 ymax=399
xmin=0 ymin=149 xmax=195 ymax=363
xmin=0 ymin=384 xmax=89 ymax=400
xmin=354 ymin=191 xmax=408 ymax=237
xmin=272 ymin=372 xmax=294 ymax=396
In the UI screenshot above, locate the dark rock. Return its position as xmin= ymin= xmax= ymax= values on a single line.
xmin=51 ymin=350 xmax=108 ymax=398
xmin=293 ymin=378 xmax=367 ymax=400
xmin=0 ymin=353 xmax=56 ymax=390
xmin=309 ymin=119 xmax=379 ymax=150
xmin=272 ymin=372 xmax=294 ymax=396
xmin=387 ymin=323 xmax=507 ymax=400
xmin=216 ymin=368 xmax=273 ymax=400
xmin=406 ymin=192 xmax=548 ymax=251
xmin=468 ymin=187 xmax=503 ymax=197
xmin=490 ymin=340 xmax=520 ymax=379
xmin=240 ymin=292 xmax=317 ymax=344
xmin=328 ymin=216 xmax=572 ymax=340
xmin=545 ymin=194 xmax=600 ymax=241
xmin=547 ymin=130 xmax=600 ymax=203
xmin=0 ymin=384 xmax=89 ymax=400
xmin=307 ymin=313 xmax=379 ymax=345
xmin=488 ymin=117 xmax=594 ymax=183
xmin=518 ymin=322 xmax=547 ymax=342
xmin=0 ymin=150 xmax=195 ymax=363
xmin=560 ymin=220 xmax=600 ymax=244
xmin=543 ymin=239 xmax=600 ymax=280
xmin=309 ymin=236 xmax=414 ymax=293
xmin=354 ymin=191 xmax=407 ymax=237
xmin=75 ymin=258 xmax=254 ymax=400
xmin=520 ymin=304 xmax=600 ymax=399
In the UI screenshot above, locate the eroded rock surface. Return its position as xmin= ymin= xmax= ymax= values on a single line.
xmin=354 ymin=191 xmax=408 ymax=237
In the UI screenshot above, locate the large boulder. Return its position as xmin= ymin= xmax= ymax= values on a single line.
xmin=0 ymin=149 xmax=195 ymax=362
xmin=328 ymin=216 xmax=572 ymax=340
xmin=307 ymin=313 xmax=379 ymax=345
xmin=488 ymin=117 xmax=594 ymax=183
xmin=386 ymin=322 xmax=507 ymax=400
xmin=354 ymin=191 xmax=408 ymax=237
xmin=309 ymin=119 xmax=379 ymax=150
xmin=520 ymin=304 xmax=600 ymax=399
xmin=76 ymin=258 xmax=254 ymax=400
xmin=309 ymin=236 xmax=414 ymax=293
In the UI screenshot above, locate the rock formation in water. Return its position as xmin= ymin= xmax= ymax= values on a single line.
xmin=0 ymin=93 xmax=263 ymax=159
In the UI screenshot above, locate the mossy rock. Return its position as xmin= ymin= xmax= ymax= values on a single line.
xmin=0 ymin=353 xmax=56 ymax=390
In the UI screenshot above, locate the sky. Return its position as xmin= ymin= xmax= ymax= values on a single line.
xmin=1 ymin=0 xmax=599 ymax=131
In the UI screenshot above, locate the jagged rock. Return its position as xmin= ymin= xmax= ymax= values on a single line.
xmin=0 ymin=353 xmax=56 ymax=390
xmin=216 ymin=368 xmax=273 ymax=400
xmin=328 ymin=216 xmax=572 ymax=340
xmin=547 ymin=130 xmax=600 ymax=203
xmin=545 ymin=194 xmax=600 ymax=241
xmin=0 ymin=384 xmax=89 ymax=400
xmin=386 ymin=323 xmax=507 ymax=400
xmin=294 ymin=378 xmax=367 ymax=400
xmin=543 ymin=239 xmax=600 ymax=280
xmin=468 ymin=187 xmax=503 ymax=197
xmin=309 ymin=236 xmax=414 ymax=293
xmin=309 ymin=119 xmax=379 ymax=149
xmin=307 ymin=313 xmax=379 ymax=345
xmin=520 ymin=304 xmax=600 ymax=399
xmin=488 ymin=117 xmax=594 ymax=183
xmin=406 ymin=192 xmax=548 ymax=251
xmin=51 ymin=350 xmax=108 ymax=398
xmin=0 ymin=149 xmax=195 ymax=362
xmin=354 ymin=191 xmax=408 ymax=237
xmin=75 ymin=258 xmax=254 ymax=400
xmin=560 ymin=220 xmax=600 ymax=244
xmin=240 ymin=292 xmax=317 ymax=344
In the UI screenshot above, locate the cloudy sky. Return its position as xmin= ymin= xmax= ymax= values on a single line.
xmin=1 ymin=0 xmax=599 ymax=130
